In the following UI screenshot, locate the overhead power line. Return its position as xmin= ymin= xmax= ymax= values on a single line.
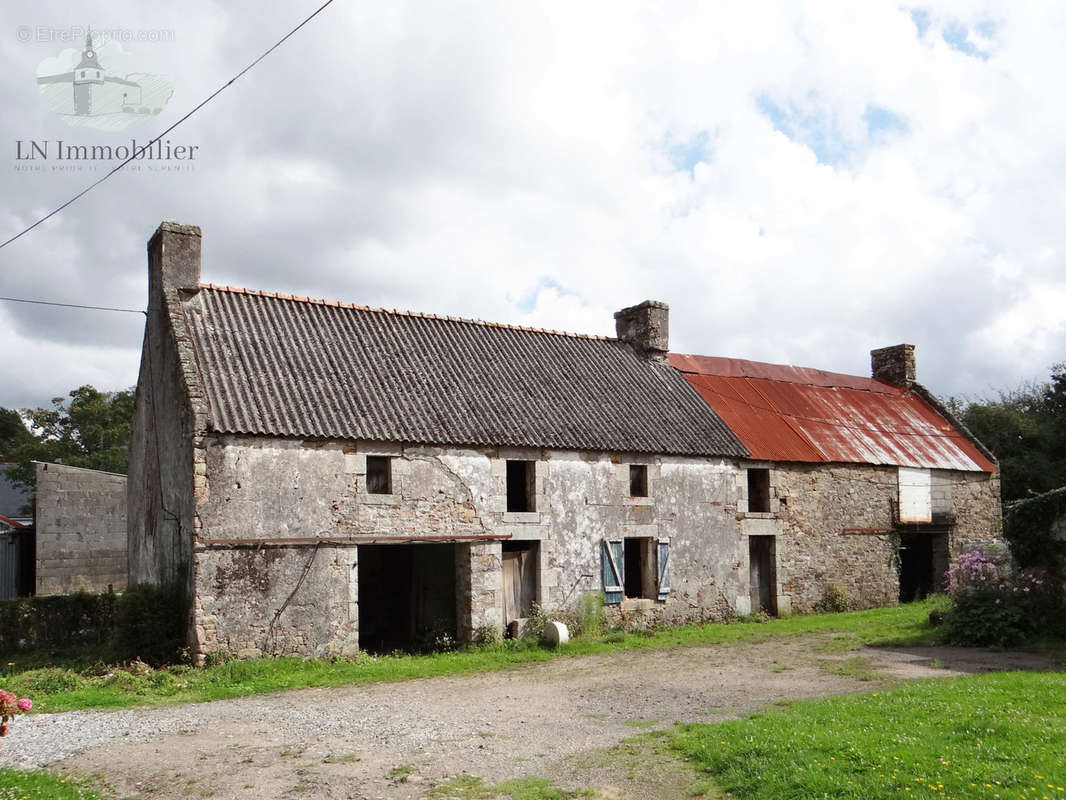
xmin=0 ymin=0 xmax=337 ymax=252
xmin=0 ymin=295 xmax=145 ymax=314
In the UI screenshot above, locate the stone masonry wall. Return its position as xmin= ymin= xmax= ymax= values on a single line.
xmin=35 ymin=462 xmax=127 ymax=595
xmin=944 ymin=470 xmax=1003 ymax=554
xmin=189 ymin=431 xmax=1001 ymax=657
xmin=763 ymin=463 xmax=1000 ymax=613
xmin=191 ymin=435 xmax=743 ymax=658
xmin=195 ymin=544 xmax=358 ymax=659
xmin=128 ymin=224 xmax=203 ymax=605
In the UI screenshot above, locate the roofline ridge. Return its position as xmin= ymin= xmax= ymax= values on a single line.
xmin=198 ymin=283 xmax=614 ymax=341
xmin=670 ymin=351 xmax=897 ymax=393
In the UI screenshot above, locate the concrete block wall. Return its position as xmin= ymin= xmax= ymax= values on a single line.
xmin=35 ymin=462 xmax=128 ymax=595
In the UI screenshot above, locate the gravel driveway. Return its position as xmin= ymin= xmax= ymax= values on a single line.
xmin=1 ymin=636 xmax=1057 ymax=799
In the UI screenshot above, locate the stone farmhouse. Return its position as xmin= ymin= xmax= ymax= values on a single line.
xmin=128 ymin=222 xmax=1000 ymax=661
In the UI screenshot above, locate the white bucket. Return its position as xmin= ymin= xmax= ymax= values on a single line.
xmin=543 ymin=620 xmax=569 ymax=647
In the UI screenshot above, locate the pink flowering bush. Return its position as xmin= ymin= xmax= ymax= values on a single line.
xmin=944 ymin=545 xmax=1063 ymax=646
xmin=0 ymin=688 xmax=33 ymax=741
xmin=945 ymin=547 xmax=1012 ymax=597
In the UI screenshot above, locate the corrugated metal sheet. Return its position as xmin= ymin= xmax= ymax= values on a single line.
xmin=669 ymin=354 xmax=996 ymax=472
xmin=181 ymin=286 xmax=748 ymax=458
xmin=0 ymin=529 xmax=21 ymax=600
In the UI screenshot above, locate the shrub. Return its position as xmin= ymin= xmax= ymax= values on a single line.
xmin=472 ymin=625 xmax=502 ymax=647
xmin=1004 ymin=486 xmax=1066 ymax=575
xmin=9 ymin=667 xmax=86 ymax=696
xmin=943 ymin=546 xmax=1065 ymax=646
xmin=814 ymin=584 xmax=852 ymax=614
xmin=0 ymin=583 xmax=188 ymax=665
xmin=113 ymin=583 xmax=187 ymax=666
xmin=0 ymin=592 xmax=115 ymax=652
xmin=575 ymin=592 xmax=604 ymax=637
xmin=945 ymin=546 xmax=1012 ymax=597
xmin=522 ymin=602 xmax=550 ymax=641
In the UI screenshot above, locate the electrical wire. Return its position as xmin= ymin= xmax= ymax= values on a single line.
xmin=0 ymin=295 xmax=145 ymax=314
xmin=0 ymin=0 xmax=337 ymax=252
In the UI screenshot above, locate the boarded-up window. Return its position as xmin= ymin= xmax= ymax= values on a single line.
xmin=367 ymin=456 xmax=392 ymax=494
xmin=506 ymin=460 xmax=536 ymax=512
xmin=898 ymin=467 xmax=932 ymax=523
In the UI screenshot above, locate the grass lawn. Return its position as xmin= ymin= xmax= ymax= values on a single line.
xmin=0 ymin=599 xmax=952 ymax=713
xmin=0 ymin=768 xmax=106 ymax=800
xmin=673 ymin=671 xmax=1066 ymax=800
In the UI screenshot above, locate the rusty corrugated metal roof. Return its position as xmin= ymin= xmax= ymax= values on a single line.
xmin=669 ymin=354 xmax=996 ymax=472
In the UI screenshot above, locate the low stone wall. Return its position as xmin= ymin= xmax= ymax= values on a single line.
xmin=35 ymin=462 xmax=128 ymax=595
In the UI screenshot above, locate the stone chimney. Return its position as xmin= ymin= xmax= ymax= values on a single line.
xmin=147 ymin=221 xmax=201 ymax=310
xmin=615 ymin=300 xmax=669 ymax=361
xmin=871 ymin=343 xmax=916 ymax=386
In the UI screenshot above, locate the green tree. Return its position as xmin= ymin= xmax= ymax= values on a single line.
xmin=0 ymin=385 xmax=135 ymax=494
xmin=950 ymin=363 xmax=1066 ymax=503
xmin=0 ymin=407 xmax=34 ymax=456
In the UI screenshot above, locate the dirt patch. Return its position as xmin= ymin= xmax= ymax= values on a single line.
xmin=21 ymin=636 xmax=1059 ymax=799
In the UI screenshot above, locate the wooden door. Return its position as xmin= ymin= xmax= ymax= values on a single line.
xmin=503 ymin=544 xmax=537 ymax=623
xmin=748 ymin=536 xmax=777 ymax=615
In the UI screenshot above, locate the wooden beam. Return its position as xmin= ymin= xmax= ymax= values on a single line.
xmin=195 ymin=533 xmax=511 ymax=549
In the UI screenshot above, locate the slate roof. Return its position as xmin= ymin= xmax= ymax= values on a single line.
xmin=179 ymin=286 xmax=748 ymax=458
xmin=670 ymin=354 xmax=996 ymax=472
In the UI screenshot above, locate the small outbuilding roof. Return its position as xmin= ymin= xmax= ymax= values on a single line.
xmin=0 ymin=513 xmax=27 ymax=530
xmin=0 ymin=464 xmax=30 ymax=521
xmin=669 ymin=354 xmax=996 ymax=472
xmin=179 ymin=286 xmax=748 ymax=458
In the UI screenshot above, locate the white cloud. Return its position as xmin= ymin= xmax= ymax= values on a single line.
xmin=1 ymin=0 xmax=1064 ymax=410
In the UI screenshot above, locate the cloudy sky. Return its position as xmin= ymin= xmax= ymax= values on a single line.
xmin=1 ymin=1 xmax=1064 ymax=411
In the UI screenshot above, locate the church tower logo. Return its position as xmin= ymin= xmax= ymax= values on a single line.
xmin=36 ymin=31 xmax=174 ymax=131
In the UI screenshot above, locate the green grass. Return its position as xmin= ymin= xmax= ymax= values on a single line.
xmin=818 ymin=655 xmax=880 ymax=681
xmin=673 ymin=671 xmax=1066 ymax=800
xmin=387 ymin=764 xmax=414 ymax=782
xmin=0 ymin=769 xmax=106 ymax=800
xmin=3 ymin=599 xmax=948 ymax=713
xmin=427 ymin=775 xmax=591 ymax=799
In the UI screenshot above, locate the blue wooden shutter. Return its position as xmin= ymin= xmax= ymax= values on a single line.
xmin=602 ymin=539 xmax=623 ymax=604
xmin=657 ymin=538 xmax=671 ymax=601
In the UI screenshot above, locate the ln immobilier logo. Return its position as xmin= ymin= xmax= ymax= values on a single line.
xmin=36 ymin=29 xmax=173 ymax=131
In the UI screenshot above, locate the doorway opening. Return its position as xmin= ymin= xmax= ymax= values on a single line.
xmin=898 ymin=531 xmax=949 ymax=602
xmin=357 ymin=543 xmax=457 ymax=653
xmin=502 ymin=541 xmax=538 ymax=624
xmin=623 ymin=537 xmax=655 ymax=599
xmin=748 ymin=535 xmax=777 ymax=615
